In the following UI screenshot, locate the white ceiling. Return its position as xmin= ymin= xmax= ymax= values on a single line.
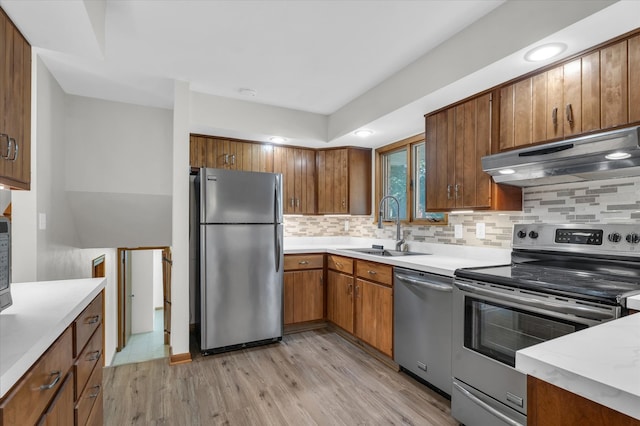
xmin=1 ymin=0 xmax=640 ymax=149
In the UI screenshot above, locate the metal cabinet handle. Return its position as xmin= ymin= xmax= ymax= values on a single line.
xmin=296 ymin=198 xmax=300 ymax=208
xmin=566 ymin=103 xmax=574 ymax=125
xmin=231 ymin=154 xmax=236 ymax=165
xmin=9 ymin=138 xmax=18 ymax=161
xmin=298 ymin=260 xmax=309 ymax=265
xmin=347 ymin=284 xmax=353 ymax=295
xmin=367 ymin=270 xmax=377 ymax=275
xmin=223 ymin=154 xmax=229 ymax=165
xmin=552 ymin=107 xmax=558 ymax=127
xmin=454 ymin=184 xmax=460 ymax=199
xmin=85 ymin=315 xmax=100 ymax=324
xmin=342 ymin=199 xmax=346 ymax=208
xmin=290 ymin=198 xmax=294 ymax=207
xmin=452 ymin=382 xmax=524 ymax=426
xmin=88 ymin=385 xmax=101 ymax=398
xmin=86 ymin=350 xmax=102 ymax=361
xmin=40 ymin=371 xmax=61 ymax=390
xmin=335 ymin=262 xmax=343 ymax=268
xmin=355 ymin=285 xmax=359 ymax=296
xmin=447 ymin=184 xmax=452 ymax=200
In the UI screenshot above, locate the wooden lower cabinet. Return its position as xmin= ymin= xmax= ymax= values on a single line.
xmin=327 ymin=270 xmax=354 ymax=333
xmin=356 ymin=279 xmax=393 ymax=357
xmin=283 ymin=254 xmax=324 ymax=325
xmin=327 ymin=256 xmax=393 ymax=357
xmin=527 ymin=375 xmax=640 ymax=426
xmin=0 ymin=292 xmax=104 ymax=426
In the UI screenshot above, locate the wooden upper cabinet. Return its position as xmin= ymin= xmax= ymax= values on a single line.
xmin=0 ymin=8 xmax=31 ymax=190
xmin=601 ymin=40 xmax=628 ymax=130
xmin=189 ymin=135 xmax=274 ymax=172
xmin=273 ymin=146 xmax=315 ymax=214
xmin=630 ymin=34 xmax=640 ymax=124
xmin=426 ymin=93 xmax=513 ymax=211
xmin=317 ymin=147 xmax=372 ymax=215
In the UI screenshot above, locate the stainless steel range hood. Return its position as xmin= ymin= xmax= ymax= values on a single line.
xmin=482 ymin=126 xmax=640 ymax=187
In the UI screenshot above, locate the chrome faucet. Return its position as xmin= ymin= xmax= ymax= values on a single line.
xmin=378 ymin=195 xmax=405 ymax=251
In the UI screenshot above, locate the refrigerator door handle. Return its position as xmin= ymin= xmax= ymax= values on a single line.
xmin=274 ymin=174 xmax=282 ymax=223
xmin=275 ymin=225 xmax=281 ymax=272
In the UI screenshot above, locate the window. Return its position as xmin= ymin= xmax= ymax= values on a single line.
xmin=376 ymin=134 xmax=447 ymax=224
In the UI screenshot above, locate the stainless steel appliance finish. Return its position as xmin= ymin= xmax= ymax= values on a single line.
xmin=394 ymin=267 xmax=452 ymax=395
xmin=482 ymin=126 xmax=640 ymax=187
xmin=0 ymin=217 xmax=11 ymax=312
xmin=195 ymin=168 xmax=283 ymax=354
xmin=452 ymin=223 xmax=640 ymax=426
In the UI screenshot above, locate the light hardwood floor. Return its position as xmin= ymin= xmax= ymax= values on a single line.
xmin=103 ymin=329 xmax=457 ymax=425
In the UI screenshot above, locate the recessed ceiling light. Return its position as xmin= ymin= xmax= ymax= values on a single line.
xmin=499 ymin=168 xmax=516 ymax=175
xmin=354 ymin=129 xmax=374 ymax=137
xmin=238 ymin=88 xmax=257 ymax=97
xmin=605 ymin=152 xmax=631 ymax=160
xmin=270 ymin=136 xmax=286 ymax=143
xmin=524 ymin=43 xmax=567 ymax=62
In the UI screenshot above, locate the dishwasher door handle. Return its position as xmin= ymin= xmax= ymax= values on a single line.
xmin=395 ymin=274 xmax=452 ymax=292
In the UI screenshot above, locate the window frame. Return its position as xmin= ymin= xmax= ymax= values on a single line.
xmin=375 ymin=133 xmax=448 ymax=225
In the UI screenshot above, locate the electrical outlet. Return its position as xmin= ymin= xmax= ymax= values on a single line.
xmin=476 ymin=222 xmax=486 ymax=239
xmin=454 ymin=224 xmax=463 ymax=239
xmin=344 ymin=220 xmax=349 ymax=232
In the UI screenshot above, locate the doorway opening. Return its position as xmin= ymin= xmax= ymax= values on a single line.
xmin=113 ymin=246 xmax=171 ymax=366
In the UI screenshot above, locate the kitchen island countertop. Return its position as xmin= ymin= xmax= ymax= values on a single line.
xmin=284 ymin=236 xmax=511 ymax=277
xmin=516 ymin=313 xmax=640 ymax=420
xmin=0 ymin=278 xmax=106 ymax=398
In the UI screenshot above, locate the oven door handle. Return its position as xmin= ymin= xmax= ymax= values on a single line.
xmin=395 ymin=274 xmax=452 ymax=292
xmin=455 ymin=280 xmax=615 ymax=321
xmin=452 ymin=382 xmax=524 ymax=426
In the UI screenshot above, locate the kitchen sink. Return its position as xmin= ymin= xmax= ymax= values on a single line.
xmin=343 ymin=248 xmax=430 ymax=257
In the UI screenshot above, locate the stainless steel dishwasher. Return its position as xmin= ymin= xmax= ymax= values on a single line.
xmin=394 ymin=267 xmax=453 ymax=396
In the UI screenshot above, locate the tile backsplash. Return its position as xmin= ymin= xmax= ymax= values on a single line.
xmin=284 ymin=176 xmax=640 ymax=249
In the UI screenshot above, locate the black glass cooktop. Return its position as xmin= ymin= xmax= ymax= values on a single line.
xmin=455 ymin=256 xmax=640 ymax=305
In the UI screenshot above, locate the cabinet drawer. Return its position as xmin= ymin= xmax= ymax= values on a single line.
xmin=37 ymin=371 xmax=75 ymax=426
xmin=74 ymin=293 xmax=103 ymax=357
xmin=85 ymin=389 xmax=103 ymax=426
xmin=284 ymin=254 xmax=323 ymax=271
xmin=356 ymin=260 xmax=392 ymax=286
xmin=75 ymin=355 xmax=103 ymax=426
xmin=0 ymin=327 xmax=73 ymax=426
xmin=327 ymin=255 xmax=353 ymax=274
xmin=74 ymin=324 xmax=103 ymax=400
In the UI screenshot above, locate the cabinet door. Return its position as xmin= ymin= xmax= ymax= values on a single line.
xmin=294 ymin=270 xmax=324 ymax=323
xmin=298 ymin=149 xmax=316 ymax=214
xmin=316 ymin=150 xmax=330 ymax=213
xmin=532 ymin=73 xmax=548 ymax=143
xmin=273 ymin=146 xmax=296 ymax=213
xmin=38 ymin=372 xmax=75 ymax=426
xmin=629 ymin=34 xmax=640 ymax=124
xmin=357 ymin=279 xmax=393 ymax=357
xmin=332 ymin=149 xmax=348 ymax=213
xmin=563 ymin=59 xmax=582 ymax=137
xmin=425 ymin=115 xmax=438 ymax=211
xmin=238 ymin=142 xmax=273 ymax=172
xmin=327 ymin=270 xmax=353 ymax=333
xmin=581 ymin=51 xmax=601 ymax=132
xmin=0 ymin=11 xmax=31 ymax=190
xmin=283 ymin=271 xmax=295 ymax=325
xmin=431 ymin=109 xmax=453 ymax=210
xmin=189 ymin=135 xmax=207 ymax=168
xmin=471 ymin=94 xmax=492 ymax=209
xmin=513 ymin=78 xmax=533 ymax=147
xmin=601 ymin=40 xmax=628 ymax=129
xmin=546 ymin=66 xmax=564 ymax=140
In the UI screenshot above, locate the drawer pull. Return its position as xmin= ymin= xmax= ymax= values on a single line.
xmin=368 ymin=270 xmax=377 ymax=275
xmin=86 ymin=350 xmax=102 ymax=361
xmin=88 ymin=385 xmax=101 ymax=399
xmin=85 ymin=315 xmax=100 ymax=324
xmin=40 ymin=371 xmax=61 ymax=390
xmin=298 ymin=260 xmax=309 ymax=265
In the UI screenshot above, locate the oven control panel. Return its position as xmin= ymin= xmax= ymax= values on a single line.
xmin=555 ymin=229 xmax=603 ymax=245
xmin=513 ymin=223 xmax=640 ymax=255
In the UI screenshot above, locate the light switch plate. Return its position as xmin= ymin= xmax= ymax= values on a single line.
xmin=476 ymin=222 xmax=485 ymax=239
xmin=454 ymin=224 xmax=463 ymax=239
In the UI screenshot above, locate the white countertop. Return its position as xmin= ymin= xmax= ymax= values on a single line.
xmin=0 ymin=278 xmax=106 ymax=398
xmin=284 ymin=236 xmax=511 ymax=277
xmin=516 ymin=313 xmax=640 ymax=420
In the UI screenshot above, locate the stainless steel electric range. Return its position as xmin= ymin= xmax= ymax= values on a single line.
xmin=451 ymin=223 xmax=640 ymax=426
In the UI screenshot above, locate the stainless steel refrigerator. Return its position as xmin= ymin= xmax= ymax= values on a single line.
xmin=195 ymin=167 xmax=283 ymax=354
